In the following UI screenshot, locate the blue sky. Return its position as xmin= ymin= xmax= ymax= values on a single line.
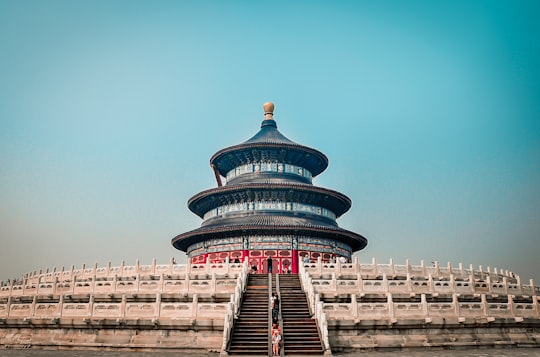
xmin=1 ymin=1 xmax=539 ymax=282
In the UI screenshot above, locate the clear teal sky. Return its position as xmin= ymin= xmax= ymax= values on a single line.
xmin=1 ymin=1 xmax=539 ymax=282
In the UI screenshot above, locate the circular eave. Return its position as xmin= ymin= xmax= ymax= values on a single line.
xmin=210 ymin=142 xmax=329 ymax=177
xmin=188 ymin=183 xmax=352 ymax=218
xmin=171 ymin=225 xmax=368 ymax=252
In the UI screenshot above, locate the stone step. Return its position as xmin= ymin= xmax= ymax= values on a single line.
xmin=227 ymin=275 xmax=270 ymax=356
xmin=278 ymin=274 xmax=324 ymax=356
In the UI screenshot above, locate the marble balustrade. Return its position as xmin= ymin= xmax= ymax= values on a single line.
xmin=0 ymin=259 xmax=250 ymax=323
xmin=300 ymin=258 xmax=540 ymax=324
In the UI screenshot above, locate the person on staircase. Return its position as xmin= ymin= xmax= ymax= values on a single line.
xmin=267 ymin=255 xmax=273 ymax=274
xmin=271 ymin=293 xmax=280 ymax=325
xmin=272 ymin=326 xmax=281 ymax=356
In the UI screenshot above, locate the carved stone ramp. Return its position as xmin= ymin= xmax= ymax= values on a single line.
xmin=227 ymin=274 xmax=269 ymax=355
xmin=279 ymin=274 xmax=325 ymax=355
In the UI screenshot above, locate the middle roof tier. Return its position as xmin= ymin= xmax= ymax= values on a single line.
xmin=188 ymin=182 xmax=352 ymax=219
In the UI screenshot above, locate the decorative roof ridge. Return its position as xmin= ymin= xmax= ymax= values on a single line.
xmin=171 ymin=223 xmax=368 ymax=251
xmin=210 ymin=142 xmax=328 ymax=164
xmin=188 ymin=182 xmax=352 ymax=206
xmin=178 ymin=222 xmax=360 ymax=234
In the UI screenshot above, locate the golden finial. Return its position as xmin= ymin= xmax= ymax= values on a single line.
xmin=263 ymin=102 xmax=274 ymax=120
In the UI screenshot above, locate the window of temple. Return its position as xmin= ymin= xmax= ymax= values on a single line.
xmin=225 ymin=162 xmax=312 ymax=181
xmin=203 ymin=201 xmax=336 ymax=220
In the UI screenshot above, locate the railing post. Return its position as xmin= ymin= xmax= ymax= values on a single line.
xmin=508 ymin=294 xmax=515 ymax=316
xmin=184 ymin=271 xmax=190 ymax=294
xmin=453 ymin=293 xmax=460 ymax=318
xmin=211 ymin=273 xmax=217 ymax=294
xmin=221 ymin=300 xmax=234 ymax=356
xmin=121 ymin=294 xmax=127 ymax=319
xmin=6 ymin=296 xmax=11 ymax=318
xmin=31 ymin=295 xmax=37 ymax=318
xmin=353 ymin=256 xmax=359 ymax=274
xmin=268 ymin=272 xmax=272 ymax=357
xmin=387 ymin=293 xmax=395 ymax=323
xmin=434 ymin=261 xmax=440 ymax=277
xmin=351 ymin=293 xmax=358 ymax=318
xmin=481 ymin=294 xmax=488 ymax=317
xmin=382 ymin=274 xmax=389 ymax=292
xmin=533 ymin=295 xmax=539 ymax=318
xmin=192 ymin=293 xmax=198 ymax=319
xmin=113 ymin=274 xmax=117 ymax=293
xmin=89 ymin=295 xmax=94 ymax=318
xmin=421 ymin=293 xmax=428 ymax=317
xmin=156 ymin=292 xmax=161 ymax=319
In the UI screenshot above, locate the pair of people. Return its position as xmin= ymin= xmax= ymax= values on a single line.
xmin=271 ymin=293 xmax=280 ymax=325
xmin=272 ymin=323 xmax=281 ymax=356
xmin=271 ymin=293 xmax=281 ymax=355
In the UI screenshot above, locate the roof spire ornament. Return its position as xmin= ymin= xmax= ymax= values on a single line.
xmin=263 ymin=102 xmax=274 ymax=120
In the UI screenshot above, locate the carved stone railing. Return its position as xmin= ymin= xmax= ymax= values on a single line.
xmin=299 ymin=258 xmax=540 ymax=324
xmin=0 ymin=291 xmax=235 ymax=321
xmin=0 ymin=260 xmax=249 ymax=324
xmin=0 ymin=262 xmax=245 ymax=298
xmin=301 ymin=258 xmax=537 ymax=298
xmin=299 ymin=261 xmax=331 ymax=353
xmin=317 ymin=293 xmax=540 ymax=322
xmin=303 ymin=257 xmax=520 ymax=283
xmin=1 ymin=258 xmax=246 ymax=288
xmin=221 ymin=260 xmax=249 ymax=356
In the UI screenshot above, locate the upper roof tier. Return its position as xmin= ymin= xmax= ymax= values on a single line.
xmin=210 ymin=102 xmax=329 ymax=178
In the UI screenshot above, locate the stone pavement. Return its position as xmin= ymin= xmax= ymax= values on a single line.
xmin=1 ymin=347 xmax=540 ymax=357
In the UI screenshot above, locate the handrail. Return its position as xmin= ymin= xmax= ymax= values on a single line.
xmin=268 ymin=273 xmax=273 ymax=357
xmin=299 ymin=262 xmax=332 ymax=354
xmin=276 ymin=274 xmax=284 ymax=357
xmin=221 ymin=260 xmax=249 ymax=356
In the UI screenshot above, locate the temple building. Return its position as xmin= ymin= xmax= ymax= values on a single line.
xmin=172 ymin=102 xmax=367 ymax=274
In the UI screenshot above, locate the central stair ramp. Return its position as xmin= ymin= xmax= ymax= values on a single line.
xmin=227 ymin=274 xmax=271 ymax=355
xmin=278 ymin=274 xmax=325 ymax=355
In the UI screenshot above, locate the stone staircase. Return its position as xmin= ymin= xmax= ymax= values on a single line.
xmin=279 ymin=274 xmax=324 ymax=355
xmin=227 ymin=274 xmax=269 ymax=355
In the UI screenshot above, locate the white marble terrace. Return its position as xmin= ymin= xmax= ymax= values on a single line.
xmin=300 ymin=258 xmax=540 ymax=327
xmin=0 ymin=259 xmax=249 ymax=325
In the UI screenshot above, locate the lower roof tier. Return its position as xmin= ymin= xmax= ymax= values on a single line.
xmin=171 ymin=218 xmax=368 ymax=253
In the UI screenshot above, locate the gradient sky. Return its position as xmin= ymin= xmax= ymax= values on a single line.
xmin=1 ymin=1 xmax=539 ymax=283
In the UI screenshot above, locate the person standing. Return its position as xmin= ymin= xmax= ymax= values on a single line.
xmin=272 ymin=327 xmax=281 ymax=356
xmin=272 ymin=294 xmax=280 ymax=325
xmin=267 ymin=255 xmax=273 ymax=274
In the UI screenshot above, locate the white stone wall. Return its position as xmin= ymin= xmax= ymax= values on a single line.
xmin=0 ymin=260 xmax=247 ymax=323
xmin=300 ymin=258 xmax=540 ymax=323
xmin=0 ymin=259 xmax=250 ymax=351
